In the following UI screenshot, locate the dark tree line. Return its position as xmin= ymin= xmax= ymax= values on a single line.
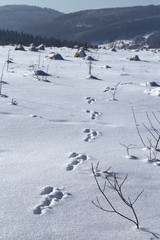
xmin=0 ymin=29 xmax=86 ymax=48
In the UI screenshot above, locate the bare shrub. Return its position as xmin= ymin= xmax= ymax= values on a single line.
xmin=92 ymin=163 xmax=143 ymax=229
xmin=132 ymin=108 xmax=160 ymax=150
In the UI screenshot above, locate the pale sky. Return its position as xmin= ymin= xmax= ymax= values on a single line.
xmin=0 ymin=0 xmax=159 ymax=13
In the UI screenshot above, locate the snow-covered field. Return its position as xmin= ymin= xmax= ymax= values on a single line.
xmin=1 ymin=45 xmax=160 ymax=240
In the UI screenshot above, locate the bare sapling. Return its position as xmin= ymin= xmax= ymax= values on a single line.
xmin=132 ymin=107 xmax=146 ymax=148
xmin=38 ymin=52 xmax=41 ymax=69
xmin=120 ymin=143 xmax=136 ymax=156
xmin=0 ymin=50 xmax=13 ymax=96
xmin=145 ymin=139 xmax=159 ymax=164
xmin=142 ymin=122 xmax=160 ymax=150
xmin=85 ymin=60 xmax=93 ymax=77
xmin=146 ymin=139 xmax=154 ymax=161
xmin=45 ymin=64 xmax=49 ymax=82
xmin=0 ymin=61 xmax=7 ymax=96
xmin=7 ymin=49 xmax=10 ymax=72
xmin=6 ymin=49 xmax=13 ymax=72
xmin=11 ymin=98 xmax=18 ymax=105
xmin=152 ymin=111 xmax=160 ymax=125
xmin=92 ymin=163 xmax=144 ymax=229
xmin=144 ymin=112 xmax=160 ymax=150
xmin=88 ymin=60 xmax=92 ymax=75
xmin=109 ymin=82 xmax=122 ymax=100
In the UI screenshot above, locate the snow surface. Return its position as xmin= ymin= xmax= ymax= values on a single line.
xmin=0 ymin=46 xmax=160 ymax=240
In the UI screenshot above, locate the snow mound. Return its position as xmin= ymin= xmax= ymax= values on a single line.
xmin=34 ymin=70 xmax=51 ymax=76
xmin=36 ymin=44 xmax=45 ymax=50
xmin=143 ymin=81 xmax=160 ymax=87
xmin=102 ymin=65 xmax=111 ymax=68
xmin=74 ymin=47 xmax=87 ymax=57
xmin=130 ymin=55 xmax=140 ymax=61
xmin=15 ymin=44 xmax=25 ymax=51
xmin=84 ymin=56 xmax=97 ymax=61
xmin=28 ymin=43 xmax=38 ymax=52
xmin=46 ymin=52 xmax=64 ymax=60
xmin=111 ymin=48 xmax=117 ymax=52
xmin=145 ymin=88 xmax=160 ymax=96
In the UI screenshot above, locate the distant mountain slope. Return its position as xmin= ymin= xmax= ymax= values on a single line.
xmin=1 ymin=5 xmax=160 ymax=43
xmin=0 ymin=5 xmax=64 ymax=33
xmin=44 ymin=5 xmax=160 ymax=42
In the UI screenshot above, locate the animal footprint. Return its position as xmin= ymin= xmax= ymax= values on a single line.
xmin=40 ymin=186 xmax=53 ymax=195
xmin=33 ymin=186 xmax=70 ymax=215
xmin=83 ymin=128 xmax=101 ymax=142
xmin=103 ymin=87 xmax=110 ymax=92
xmin=66 ymin=152 xmax=88 ymax=171
xmin=86 ymin=110 xmax=101 ymax=120
xmin=103 ymin=87 xmax=117 ymax=92
xmin=85 ymin=97 xmax=96 ymax=104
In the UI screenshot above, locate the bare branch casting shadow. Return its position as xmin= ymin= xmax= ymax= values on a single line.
xmin=140 ymin=227 xmax=160 ymax=239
